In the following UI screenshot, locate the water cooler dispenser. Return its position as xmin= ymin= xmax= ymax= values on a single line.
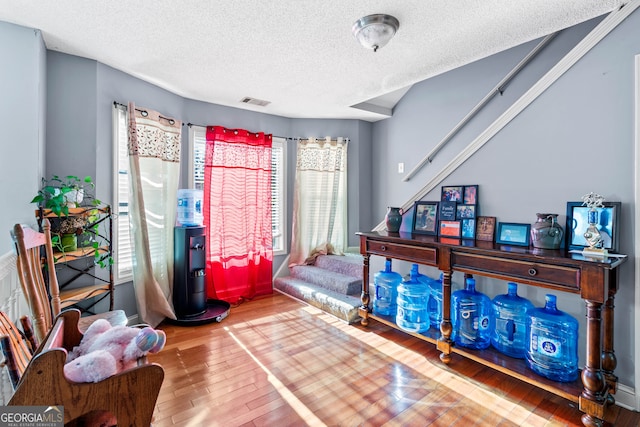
xmin=171 ymin=189 xmax=230 ymax=325
xmin=173 ymin=226 xmax=207 ymax=318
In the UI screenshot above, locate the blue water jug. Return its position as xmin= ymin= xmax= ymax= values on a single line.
xmin=452 ymin=277 xmax=491 ymax=350
xmin=404 ymin=264 xmax=427 ymax=283
xmin=372 ymin=259 xmax=402 ymax=317
xmin=396 ymin=265 xmax=430 ymax=333
xmin=525 ymin=294 xmax=579 ymax=382
xmin=491 ymin=282 xmax=534 ymax=358
xmin=428 ymin=273 xmax=443 ymax=331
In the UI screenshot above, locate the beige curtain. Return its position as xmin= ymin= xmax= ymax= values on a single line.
xmin=289 ymin=137 xmax=348 ymax=266
xmin=127 ymin=102 xmax=181 ymax=326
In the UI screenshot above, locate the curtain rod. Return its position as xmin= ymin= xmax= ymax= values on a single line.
xmin=186 ymin=122 xmax=293 ymax=141
xmin=113 ymin=101 xmax=176 ymax=125
xmin=185 ymin=126 xmax=349 ymax=143
xmin=116 ymin=103 xmax=347 ymax=142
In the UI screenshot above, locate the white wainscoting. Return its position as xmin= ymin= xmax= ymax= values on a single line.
xmin=0 ymin=250 xmax=29 ymax=404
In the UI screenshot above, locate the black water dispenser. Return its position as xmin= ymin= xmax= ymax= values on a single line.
xmin=172 ymin=225 xmax=231 ymax=325
xmin=173 ymin=226 xmax=207 ymax=318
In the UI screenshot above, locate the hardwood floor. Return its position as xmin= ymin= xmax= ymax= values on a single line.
xmin=148 ymin=293 xmax=639 ymax=427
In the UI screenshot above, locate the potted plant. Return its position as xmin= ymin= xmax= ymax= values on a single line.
xmin=31 ymin=175 xmax=110 ymax=264
xmin=56 ymin=216 xmax=87 ymax=252
xmin=31 ymin=175 xmax=101 ymax=217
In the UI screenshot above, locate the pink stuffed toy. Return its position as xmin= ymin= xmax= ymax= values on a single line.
xmin=64 ymin=319 xmax=166 ymax=383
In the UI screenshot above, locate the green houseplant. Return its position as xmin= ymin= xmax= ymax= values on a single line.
xmin=31 ymin=175 xmax=112 ymax=267
xmin=31 ymin=175 xmax=101 ymax=217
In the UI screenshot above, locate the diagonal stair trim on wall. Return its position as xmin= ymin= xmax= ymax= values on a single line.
xmin=374 ymin=0 xmax=640 ymax=232
xmin=402 ymin=32 xmax=558 ymax=183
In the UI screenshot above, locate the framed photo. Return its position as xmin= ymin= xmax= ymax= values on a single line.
xmin=461 ymin=218 xmax=476 ymax=239
xmin=439 ymin=201 xmax=457 ymax=221
xmin=440 ymin=237 xmax=461 ymax=245
xmin=441 ymin=186 xmax=463 ymax=202
xmin=476 ymin=216 xmax=496 ymax=242
xmin=496 ymin=222 xmax=531 ymax=247
xmin=412 ymin=201 xmax=439 ymax=235
xmin=565 ymin=201 xmax=620 ymax=252
xmin=456 ymin=204 xmax=476 ymax=219
xmin=439 ymin=220 xmax=461 ymax=237
xmin=463 ymin=185 xmax=478 ymax=205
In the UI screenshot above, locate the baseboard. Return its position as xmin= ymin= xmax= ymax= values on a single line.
xmin=127 ymin=314 xmax=140 ymax=325
xmin=615 ymin=383 xmax=637 ymax=411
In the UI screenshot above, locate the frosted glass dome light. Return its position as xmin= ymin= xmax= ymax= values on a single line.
xmin=352 ymin=14 xmax=400 ymax=52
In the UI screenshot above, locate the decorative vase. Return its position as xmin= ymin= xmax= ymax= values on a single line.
xmin=530 ymin=213 xmax=563 ymax=249
xmin=64 ymin=189 xmax=84 ymax=207
xmin=59 ymin=233 xmax=78 ymax=252
xmin=385 ymin=207 xmax=403 ymax=233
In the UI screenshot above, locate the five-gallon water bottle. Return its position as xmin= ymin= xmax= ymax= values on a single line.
xmin=372 ymin=259 xmax=402 ymax=317
xmin=403 ymin=264 xmax=427 ymax=283
xmin=491 ymin=282 xmax=534 ymax=359
xmin=525 ymin=294 xmax=579 ymax=382
xmin=428 ymin=273 xmax=443 ymax=331
xmin=396 ymin=265 xmax=430 ymax=333
xmin=451 ymin=277 xmax=492 ymax=350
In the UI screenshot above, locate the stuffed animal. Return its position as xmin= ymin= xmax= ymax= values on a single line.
xmin=64 ymin=319 xmax=166 ymax=383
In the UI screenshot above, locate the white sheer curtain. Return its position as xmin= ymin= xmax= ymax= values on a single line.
xmin=289 ymin=137 xmax=348 ymax=266
xmin=127 ymin=102 xmax=181 ymax=326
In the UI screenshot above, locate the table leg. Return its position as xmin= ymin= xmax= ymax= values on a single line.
xmin=359 ymin=254 xmax=371 ymax=326
xmin=579 ymin=300 xmax=609 ymax=427
xmin=437 ymin=270 xmax=453 ymax=363
xmin=602 ymin=295 xmax=617 ymax=396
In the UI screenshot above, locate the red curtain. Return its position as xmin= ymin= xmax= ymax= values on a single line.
xmin=203 ymin=126 xmax=273 ymax=304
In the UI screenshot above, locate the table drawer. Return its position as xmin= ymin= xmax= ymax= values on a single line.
xmin=452 ymin=252 xmax=580 ymax=290
xmin=366 ymin=240 xmax=437 ymax=266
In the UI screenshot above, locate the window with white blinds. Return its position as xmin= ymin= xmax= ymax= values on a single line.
xmin=188 ymin=125 xmax=206 ymax=190
xmin=190 ymin=127 xmax=286 ymax=255
xmin=270 ymin=138 xmax=286 ymax=254
xmin=112 ymin=106 xmax=133 ymax=283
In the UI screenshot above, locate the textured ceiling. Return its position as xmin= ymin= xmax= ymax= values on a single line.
xmin=0 ymin=1 xmax=624 ymax=122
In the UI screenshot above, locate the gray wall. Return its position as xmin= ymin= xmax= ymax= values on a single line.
xmin=371 ymin=13 xmax=639 ymax=390
xmin=0 ymin=22 xmax=46 ymax=254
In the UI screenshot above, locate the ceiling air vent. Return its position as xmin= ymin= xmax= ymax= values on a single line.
xmin=240 ymin=97 xmax=271 ymax=107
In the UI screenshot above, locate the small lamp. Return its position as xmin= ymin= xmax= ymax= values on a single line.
xmin=352 ymin=14 xmax=400 ymax=52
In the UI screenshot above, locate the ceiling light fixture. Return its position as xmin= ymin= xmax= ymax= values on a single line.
xmin=352 ymin=14 xmax=400 ymax=52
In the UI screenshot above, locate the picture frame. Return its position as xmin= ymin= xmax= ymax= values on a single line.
xmin=440 ymin=237 xmax=461 ymax=245
xmin=461 ymin=218 xmax=476 ymax=239
xmin=439 ymin=220 xmax=461 ymax=238
xmin=565 ymin=201 xmax=620 ymax=252
xmin=456 ymin=204 xmax=476 ymax=219
xmin=463 ymin=185 xmax=478 ymax=205
xmin=476 ymin=216 xmax=496 ymax=242
xmin=496 ymin=222 xmax=531 ymax=247
xmin=441 ymin=185 xmax=464 ymax=202
xmin=412 ymin=201 xmax=439 ymax=235
xmin=439 ymin=201 xmax=457 ymax=221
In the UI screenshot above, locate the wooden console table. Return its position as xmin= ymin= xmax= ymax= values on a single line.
xmin=357 ymin=231 xmax=627 ymax=427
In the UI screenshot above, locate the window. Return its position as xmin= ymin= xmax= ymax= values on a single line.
xmin=270 ymin=138 xmax=286 ymax=254
xmin=188 ymin=125 xmax=206 ymax=191
xmin=114 ymin=119 xmax=288 ymax=280
xmin=112 ymin=105 xmax=133 ymax=283
xmin=189 ymin=127 xmax=287 ymax=255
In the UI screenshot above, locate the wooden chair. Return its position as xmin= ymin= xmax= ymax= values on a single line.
xmin=0 ymin=312 xmax=37 ymax=389
xmin=7 ymin=309 xmax=164 ymax=426
xmin=11 ymin=220 xmax=127 ymax=343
